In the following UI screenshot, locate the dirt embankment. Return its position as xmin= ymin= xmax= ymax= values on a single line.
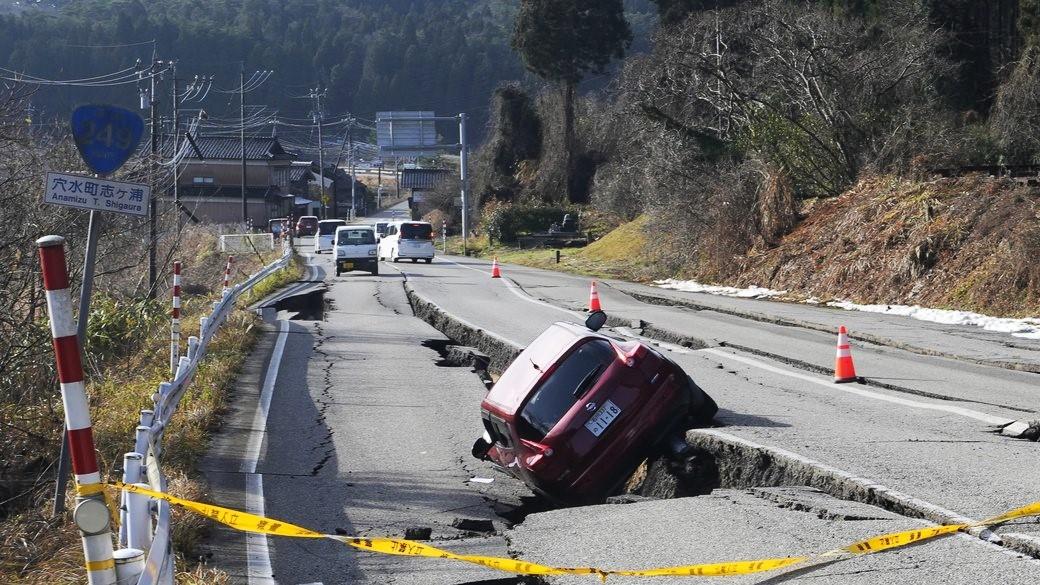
xmin=717 ymin=175 xmax=1040 ymax=317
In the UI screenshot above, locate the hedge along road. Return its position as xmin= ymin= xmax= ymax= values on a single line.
xmin=385 ymin=253 xmax=1040 ymax=561
xmin=201 ymin=241 xmax=535 ymax=585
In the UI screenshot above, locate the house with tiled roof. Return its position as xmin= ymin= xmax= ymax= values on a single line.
xmin=165 ymin=136 xmax=298 ymax=225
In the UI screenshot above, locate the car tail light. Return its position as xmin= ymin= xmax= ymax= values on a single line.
xmin=520 ymin=438 xmax=554 ymax=457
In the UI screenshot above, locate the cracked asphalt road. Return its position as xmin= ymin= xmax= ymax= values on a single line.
xmin=202 ymin=222 xmax=1039 ymax=584
xmin=205 ymin=247 xmax=534 ymax=584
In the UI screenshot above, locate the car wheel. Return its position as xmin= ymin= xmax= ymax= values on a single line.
xmin=371 ymin=265 xmax=379 ymax=276
xmin=686 ymin=375 xmax=718 ymax=426
xmin=411 ymin=258 xmax=418 ymax=263
xmin=392 ymin=249 xmax=399 ymax=263
xmin=424 ymin=258 xmax=432 ymax=264
xmin=335 ymin=268 xmax=341 ymax=276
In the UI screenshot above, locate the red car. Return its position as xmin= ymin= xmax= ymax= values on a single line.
xmin=472 ymin=312 xmax=717 ymax=504
xmin=295 ymin=215 xmax=319 ymax=237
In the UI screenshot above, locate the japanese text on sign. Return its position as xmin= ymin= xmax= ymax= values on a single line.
xmin=43 ymin=172 xmax=150 ymax=217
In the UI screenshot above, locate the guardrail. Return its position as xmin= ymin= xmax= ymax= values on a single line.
xmin=120 ymin=241 xmax=293 ymax=584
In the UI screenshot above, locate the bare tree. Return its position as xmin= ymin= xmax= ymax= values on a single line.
xmin=636 ymin=0 xmax=948 ymax=197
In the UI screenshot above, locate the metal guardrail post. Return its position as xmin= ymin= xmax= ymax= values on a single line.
xmin=134 ymin=426 xmax=150 ymax=462
xmin=37 ymin=235 xmax=117 ymax=585
xmin=120 ymin=453 xmax=142 ymax=547
xmin=186 ymin=336 xmax=200 ymax=361
xmin=126 ymin=482 xmax=152 ymax=552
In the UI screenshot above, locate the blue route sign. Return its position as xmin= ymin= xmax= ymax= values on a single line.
xmin=70 ymin=105 xmax=144 ymax=176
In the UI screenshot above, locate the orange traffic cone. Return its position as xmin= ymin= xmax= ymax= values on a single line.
xmin=834 ymin=326 xmax=858 ymax=383
xmin=491 ymin=257 xmax=501 ymax=278
xmin=588 ymin=281 xmax=603 ymax=312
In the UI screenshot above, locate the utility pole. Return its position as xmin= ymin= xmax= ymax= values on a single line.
xmin=311 ymin=87 xmax=327 ymax=219
xmin=148 ymin=58 xmax=160 ymax=298
xmin=459 ymin=112 xmax=469 ymax=254
xmin=348 ymin=120 xmax=356 ymax=218
xmin=171 ymin=64 xmax=180 ymax=232
xmin=240 ymin=66 xmax=247 ymax=225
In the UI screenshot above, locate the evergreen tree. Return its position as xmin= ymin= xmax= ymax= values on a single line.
xmin=511 ymin=0 xmax=631 ymax=202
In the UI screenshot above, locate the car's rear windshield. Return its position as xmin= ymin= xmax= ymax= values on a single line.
xmin=400 ymin=223 xmax=432 ymax=239
xmin=299 ymin=217 xmax=317 ymax=225
xmin=518 ymin=339 xmax=615 ymax=440
xmin=337 ymin=229 xmax=375 ymax=245
xmin=318 ymin=221 xmax=345 ymax=235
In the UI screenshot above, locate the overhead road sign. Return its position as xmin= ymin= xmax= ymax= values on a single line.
xmin=377 ymin=111 xmax=440 ymax=156
xmin=44 ymin=172 xmax=150 ymax=217
xmin=70 ymin=105 xmax=144 ymax=176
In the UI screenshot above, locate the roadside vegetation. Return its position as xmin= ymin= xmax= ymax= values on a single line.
xmin=0 ymin=228 xmax=301 ymax=584
xmin=421 ymin=0 xmax=1040 ymax=319
xmin=0 ymin=84 xmax=304 ymax=582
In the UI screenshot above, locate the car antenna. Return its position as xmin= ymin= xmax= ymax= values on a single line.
xmin=528 ymin=357 xmax=542 ymax=372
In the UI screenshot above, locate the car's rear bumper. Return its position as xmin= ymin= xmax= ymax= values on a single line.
xmin=337 ymin=258 xmax=377 ymax=270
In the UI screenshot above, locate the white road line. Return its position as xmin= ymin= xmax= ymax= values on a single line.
xmin=692 ymin=429 xmax=1040 ymax=561
xmin=702 ymin=346 xmax=1014 ymax=426
xmin=241 ymin=319 xmax=290 ymax=585
xmin=382 ymin=261 xmax=527 ymax=348
xmin=447 ymin=264 xmax=1016 ymax=427
xmin=439 ymin=257 xmax=584 ymax=318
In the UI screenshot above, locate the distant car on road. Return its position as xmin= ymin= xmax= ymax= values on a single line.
xmin=378 ymin=221 xmax=435 ymax=263
xmin=313 ymin=219 xmax=346 ymax=254
xmin=472 ymin=311 xmax=717 ymax=504
xmin=268 ymin=218 xmax=288 ymax=235
xmin=296 ymin=215 xmax=319 ymax=237
xmin=334 ymin=225 xmax=379 ymax=276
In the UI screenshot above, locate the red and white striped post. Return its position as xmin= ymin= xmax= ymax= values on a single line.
xmin=37 ymin=235 xmax=116 ymax=585
xmin=222 ymin=255 xmax=234 ymax=294
xmin=170 ymin=261 xmax=182 ymax=379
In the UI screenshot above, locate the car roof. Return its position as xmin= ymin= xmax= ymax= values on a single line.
xmin=299 ymin=215 xmax=318 ymax=220
xmin=336 ymin=224 xmax=373 ymax=231
xmin=318 ymin=219 xmax=346 ymax=224
xmin=484 ymin=322 xmax=598 ymax=414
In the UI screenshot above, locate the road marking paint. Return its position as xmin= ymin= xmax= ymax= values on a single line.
xmin=382 ymin=261 xmax=527 ymax=348
xmin=439 ymin=257 xmax=583 ymax=318
xmin=241 ymin=319 xmax=290 ymax=584
xmin=691 ymin=429 xmax=1040 ymax=562
xmin=416 ymin=258 xmax=1014 ymax=425
xmin=701 ymin=347 xmax=1014 ymax=426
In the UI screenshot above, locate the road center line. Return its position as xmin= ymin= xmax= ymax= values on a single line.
xmin=440 ymin=257 xmax=583 ymax=318
xmin=436 ymin=260 xmax=1015 ymax=426
xmin=702 ymin=347 xmax=1014 ymax=426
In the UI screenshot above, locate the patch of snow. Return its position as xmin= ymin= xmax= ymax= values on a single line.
xmin=654 ymin=279 xmax=787 ymax=299
xmin=652 ymin=279 xmax=1040 ymax=340
xmin=826 ymin=300 xmax=1040 ymax=339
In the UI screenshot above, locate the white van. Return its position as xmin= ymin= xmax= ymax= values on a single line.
xmin=313 ymin=219 xmax=346 ymax=254
xmin=333 ymin=225 xmax=379 ymax=276
xmin=378 ymin=221 xmax=435 ymax=263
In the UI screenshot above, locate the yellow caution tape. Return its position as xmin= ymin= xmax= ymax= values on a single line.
xmin=108 ymin=483 xmax=1040 ymax=580
xmin=117 ymin=482 xmax=323 ymax=538
xmin=611 ymin=557 xmax=809 ymax=577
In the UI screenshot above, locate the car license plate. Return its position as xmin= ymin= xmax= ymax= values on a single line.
xmin=342 ymin=262 xmax=353 ymax=270
xmin=584 ymin=400 xmax=621 ymax=437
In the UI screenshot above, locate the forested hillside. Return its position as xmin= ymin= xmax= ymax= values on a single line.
xmin=0 ymin=0 xmax=656 ymax=135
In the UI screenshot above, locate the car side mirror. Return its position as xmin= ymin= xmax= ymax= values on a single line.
xmin=585 ymin=310 xmax=607 ymax=332
xmin=472 ymin=433 xmax=493 ymax=461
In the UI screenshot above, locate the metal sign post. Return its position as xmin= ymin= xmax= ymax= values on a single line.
xmin=376 ymin=111 xmax=469 ymax=253
xmin=51 ymin=105 xmax=144 ymax=516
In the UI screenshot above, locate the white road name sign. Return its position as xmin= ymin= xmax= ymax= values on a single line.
xmin=43 ymin=171 xmax=150 ymax=217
